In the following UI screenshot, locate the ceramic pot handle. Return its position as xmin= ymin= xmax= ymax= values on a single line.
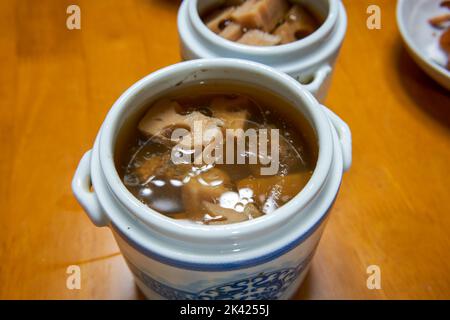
xmin=302 ymin=64 xmax=332 ymax=98
xmin=72 ymin=150 xmax=109 ymax=227
xmin=321 ymin=106 xmax=352 ymax=172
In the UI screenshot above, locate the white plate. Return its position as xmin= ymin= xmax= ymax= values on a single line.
xmin=397 ymin=0 xmax=450 ymax=90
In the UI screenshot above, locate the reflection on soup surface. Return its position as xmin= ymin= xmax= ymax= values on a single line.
xmin=116 ymin=81 xmax=317 ymax=225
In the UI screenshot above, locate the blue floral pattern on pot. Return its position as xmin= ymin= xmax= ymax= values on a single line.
xmin=128 ymin=253 xmax=313 ymax=300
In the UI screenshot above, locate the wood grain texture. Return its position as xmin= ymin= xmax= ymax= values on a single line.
xmin=0 ymin=0 xmax=449 ymax=300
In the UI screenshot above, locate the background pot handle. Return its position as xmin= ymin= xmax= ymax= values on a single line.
xmin=302 ymin=64 xmax=332 ymax=97
xmin=72 ymin=150 xmax=109 ymax=227
xmin=321 ymin=106 xmax=352 ymax=172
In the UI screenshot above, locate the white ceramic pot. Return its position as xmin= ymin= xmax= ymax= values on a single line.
xmin=177 ymin=0 xmax=347 ymax=102
xmin=72 ymin=58 xmax=352 ymax=300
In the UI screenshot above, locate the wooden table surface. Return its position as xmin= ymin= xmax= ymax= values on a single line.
xmin=0 ymin=0 xmax=449 ymax=300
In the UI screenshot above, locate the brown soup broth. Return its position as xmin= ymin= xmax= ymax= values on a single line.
xmin=115 ymin=81 xmax=318 ymax=225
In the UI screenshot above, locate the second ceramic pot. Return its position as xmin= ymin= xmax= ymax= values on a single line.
xmin=177 ymin=0 xmax=347 ymax=102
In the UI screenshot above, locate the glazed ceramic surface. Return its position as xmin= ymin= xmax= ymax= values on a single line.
xmin=177 ymin=0 xmax=348 ymax=102
xmin=72 ymin=59 xmax=352 ymax=300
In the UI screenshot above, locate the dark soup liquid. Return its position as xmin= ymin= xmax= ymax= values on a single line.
xmin=116 ymin=81 xmax=317 ymax=225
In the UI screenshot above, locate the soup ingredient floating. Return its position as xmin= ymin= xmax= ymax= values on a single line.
xmin=203 ymin=0 xmax=321 ymax=46
xmin=119 ymin=83 xmax=316 ymax=225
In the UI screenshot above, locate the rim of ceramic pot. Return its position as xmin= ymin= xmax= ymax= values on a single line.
xmin=98 ymin=58 xmax=334 ymax=242
xmin=188 ymin=0 xmax=339 ymax=57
